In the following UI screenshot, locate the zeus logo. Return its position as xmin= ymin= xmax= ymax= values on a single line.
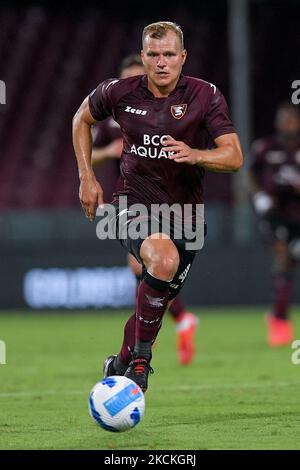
xmin=125 ymin=106 xmax=147 ymax=115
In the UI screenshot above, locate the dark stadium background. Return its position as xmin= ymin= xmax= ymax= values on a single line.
xmin=0 ymin=0 xmax=300 ymax=309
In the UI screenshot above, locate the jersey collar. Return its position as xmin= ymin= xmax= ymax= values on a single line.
xmin=140 ymin=74 xmax=187 ymax=97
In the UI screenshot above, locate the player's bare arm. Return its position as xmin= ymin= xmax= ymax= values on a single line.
xmin=91 ymin=138 xmax=123 ymax=167
xmin=164 ymin=133 xmax=243 ymax=172
xmin=72 ymin=97 xmax=104 ymax=221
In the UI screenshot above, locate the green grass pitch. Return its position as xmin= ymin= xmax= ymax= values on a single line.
xmin=0 ymin=308 xmax=300 ymax=450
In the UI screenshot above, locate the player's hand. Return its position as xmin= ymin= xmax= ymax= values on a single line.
xmin=162 ymin=136 xmax=199 ymax=165
xmin=106 ymin=138 xmax=123 ymax=159
xmin=252 ymin=191 xmax=274 ymax=216
xmin=79 ymin=174 xmax=104 ymax=221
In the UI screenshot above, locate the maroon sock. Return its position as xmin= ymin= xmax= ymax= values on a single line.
xmin=272 ymin=273 xmax=293 ymax=320
xmin=135 ymin=272 xmax=170 ymax=347
xmin=169 ymin=295 xmax=185 ymax=321
xmin=119 ymin=312 xmax=136 ymax=365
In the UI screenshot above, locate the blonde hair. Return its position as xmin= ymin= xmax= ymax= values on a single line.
xmin=142 ymin=21 xmax=184 ymax=49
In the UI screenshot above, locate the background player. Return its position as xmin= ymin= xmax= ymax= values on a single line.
xmin=249 ymin=102 xmax=300 ymax=346
xmin=92 ymin=53 xmax=198 ymax=365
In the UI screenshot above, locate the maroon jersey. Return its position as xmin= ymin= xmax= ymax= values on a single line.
xmin=89 ymin=74 xmax=235 ymax=209
xmin=250 ymin=135 xmax=300 ymax=222
xmin=92 ymin=118 xmax=121 ymax=203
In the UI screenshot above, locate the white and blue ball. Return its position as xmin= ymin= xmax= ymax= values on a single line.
xmin=88 ymin=375 xmax=145 ymax=432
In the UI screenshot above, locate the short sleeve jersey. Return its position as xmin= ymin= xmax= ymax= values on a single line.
xmin=89 ymin=74 xmax=235 ymax=208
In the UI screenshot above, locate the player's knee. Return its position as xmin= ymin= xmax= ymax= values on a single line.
xmin=148 ymin=251 xmax=179 ymax=280
xmin=140 ymin=237 xmax=180 ymax=280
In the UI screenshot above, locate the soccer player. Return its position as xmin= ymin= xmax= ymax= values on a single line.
xmin=249 ymin=102 xmax=300 ymax=347
xmin=92 ymin=53 xmax=198 ymax=365
xmin=73 ymin=21 xmax=243 ymax=391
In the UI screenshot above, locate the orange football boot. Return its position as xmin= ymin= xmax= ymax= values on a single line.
xmin=176 ymin=312 xmax=199 ymax=364
xmin=266 ymin=314 xmax=294 ymax=347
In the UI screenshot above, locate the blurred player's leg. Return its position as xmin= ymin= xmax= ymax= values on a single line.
xmin=128 ymin=253 xmax=142 ymax=294
xmin=170 ymin=297 xmax=199 ymax=365
xmin=266 ymin=239 xmax=294 ymax=346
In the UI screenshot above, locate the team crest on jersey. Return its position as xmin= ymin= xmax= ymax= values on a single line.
xmin=171 ymin=104 xmax=187 ymax=119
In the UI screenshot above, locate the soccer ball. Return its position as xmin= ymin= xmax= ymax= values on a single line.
xmin=88 ymin=375 xmax=145 ymax=432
